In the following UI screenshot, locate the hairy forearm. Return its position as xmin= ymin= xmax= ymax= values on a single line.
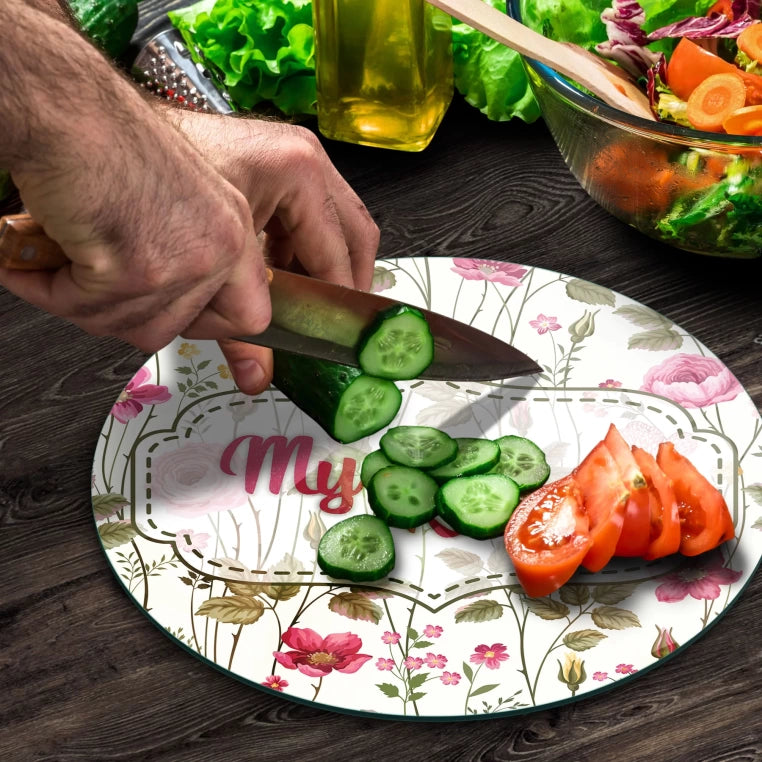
xmin=0 ymin=0 xmax=152 ymax=172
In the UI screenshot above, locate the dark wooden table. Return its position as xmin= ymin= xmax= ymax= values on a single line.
xmin=3 ymin=3 xmax=762 ymax=760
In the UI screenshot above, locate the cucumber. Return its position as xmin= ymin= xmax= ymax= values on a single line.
xmin=357 ymin=304 xmax=434 ymax=380
xmin=360 ymin=449 xmax=393 ymax=486
xmin=427 ymin=437 xmax=501 ymax=483
xmin=368 ymin=465 xmax=438 ymax=529
xmin=68 ymin=0 xmax=139 ymax=59
xmin=317 ymin=514 xmax=396 ymax=582
xmin=490 ymin=435 xmax=551 ymax=493
xmin=272 ymin=351 xmax=402 ymax=444
xmin=380 ymin=425 xmax=458 ymax=469
xmin=435 ymin=473 xmax=521 ymax=539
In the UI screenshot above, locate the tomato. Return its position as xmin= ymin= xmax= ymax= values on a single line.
xmin=631 ymin=446 xmax=681 ymax=560
xmin=656 ymin=442 xmax=734 ymax=556
xmin=604 ymin=425 xmax=651 ymax=557
xmin=504 ymin=476 xmax=591 ymax=598
xmin=573 ymin=441 xmax=629 ymax=572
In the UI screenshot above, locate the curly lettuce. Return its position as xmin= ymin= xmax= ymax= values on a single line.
xmin=168 ymin=0 xmax=317 ymax=116
xmin=452 ymin=0 xmax=540 ymax=122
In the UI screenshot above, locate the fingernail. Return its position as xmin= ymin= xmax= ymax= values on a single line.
xmin=232 ymin=359 xmax=266 ymax=394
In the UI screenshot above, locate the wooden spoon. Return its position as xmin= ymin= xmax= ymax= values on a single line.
xmin=427 ymin=0 xmax=655 ymax=120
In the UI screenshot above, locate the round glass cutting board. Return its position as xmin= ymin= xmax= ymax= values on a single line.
xmin=91 ymin=257 xmax=762 ymax=720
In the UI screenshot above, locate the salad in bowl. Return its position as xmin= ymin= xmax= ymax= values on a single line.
xmin=510 ymin=0 xmax=762 ymax=258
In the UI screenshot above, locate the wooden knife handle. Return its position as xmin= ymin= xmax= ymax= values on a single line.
xmin=0 ymin=213 xmax=69 ymax=270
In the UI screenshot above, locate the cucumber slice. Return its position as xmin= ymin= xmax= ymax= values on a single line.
xmin=427 ymin=437 xmax=501 ymax=483
xmin=360 ymin=449 xmax=393 ymax=486
xmin=368 ymin=465 xmax=438 ymax=528
xmin=357 ymin=304 xmax=434 ymax=380
xmin=317 ymin=514 xmax=396 ymax=582
xmin=272 ymin=351 xmax=402 ymax=444
xmin=490 ymin=435 xmax=551 ymax=493
xmin=380 ymin=425 xmax=458 ymax=469
xmin=435 ymin=474 xmax=520 ymax=539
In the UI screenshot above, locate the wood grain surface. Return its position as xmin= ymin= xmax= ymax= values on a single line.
xmin=2 ymin=3 xmax=762 ymax=761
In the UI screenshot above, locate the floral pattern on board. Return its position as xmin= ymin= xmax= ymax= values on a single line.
xmin=91 ymin=257 xmax=761 ymax=721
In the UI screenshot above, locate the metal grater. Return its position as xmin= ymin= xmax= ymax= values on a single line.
xmin=132 ymin=28 xmax=235 ymax=115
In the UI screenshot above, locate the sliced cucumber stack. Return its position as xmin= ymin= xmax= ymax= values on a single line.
xmin=436 ymin=473 xmax=521 ymax=540
xmin=368 ymin=465 xmax=439 ymax=529
xmin=317 ymin=514 xmax=396 ymax=582
xmin=490 ymin=435 xmax=551 ymax=493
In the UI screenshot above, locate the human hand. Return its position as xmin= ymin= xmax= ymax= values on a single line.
xmin=0 ymin=4 xmax=379 ymax=395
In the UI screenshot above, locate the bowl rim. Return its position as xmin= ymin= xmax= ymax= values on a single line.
xmin=506 ymin=0 xmax=762 ymax=147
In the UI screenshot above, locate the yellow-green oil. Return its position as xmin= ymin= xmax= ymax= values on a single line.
xmin=312 ymin=0 xmax=453 ymax=151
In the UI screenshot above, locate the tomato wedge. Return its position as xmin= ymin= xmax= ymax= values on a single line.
xmin=504 ymin=476 xmax=591 ymax=598
xmin=573 ymin=441 xmax=629 ymax=572
xmin=631 ymin=446 xmax=681 ymax=560
xmin=656 ymin=442 xmax=734 ymax=556
xmin=604 ymin=425 xmax=651 ymax=557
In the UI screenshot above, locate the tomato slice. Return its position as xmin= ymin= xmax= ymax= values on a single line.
xmin=604 ymin=425 xmax=651 ymax=557
xmin=573 ymin=441 xmax=629 ymax=572
xmin=656 ymin=442 xmax=734 ymax=556
xmin=631 ymin=446 xmax=681 ymax=560
xmin=504 ymin=476 xmax=591 ymax=598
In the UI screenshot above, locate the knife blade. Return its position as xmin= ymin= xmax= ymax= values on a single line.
xmin=0 ymin=213 xmax=541 ymax=381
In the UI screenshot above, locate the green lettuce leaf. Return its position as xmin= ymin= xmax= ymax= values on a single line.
xmin=168 ymin=0 xmax=316 ymax=116
xmin=452 ymin=0 xmax=540 ymax=122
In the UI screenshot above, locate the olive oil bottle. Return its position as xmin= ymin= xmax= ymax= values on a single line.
xmin=312 ymin=0 xmax=453 ymax=151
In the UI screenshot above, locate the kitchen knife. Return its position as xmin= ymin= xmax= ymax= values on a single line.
xmin=0 ymin=213 xmax=541 ymax=381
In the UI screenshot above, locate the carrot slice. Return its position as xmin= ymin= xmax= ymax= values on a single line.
xmin=707 ymin=0 xmax=733 ymax=18
xmin=722 ymin=104 xmax=762 ymax=135
xmin=686 ymin=72 xmax=746 ymax=132
xmin=738 ymin=21 xmax=762 ymax=64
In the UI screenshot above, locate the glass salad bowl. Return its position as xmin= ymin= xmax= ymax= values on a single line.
xmin=508 ymin=0 xmax=762 ymax=259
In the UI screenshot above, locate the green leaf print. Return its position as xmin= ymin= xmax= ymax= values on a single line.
xmin=454 ymin=599 xmax=503 ymax=623
xmin=92 ymin=493 xmax=128 ymax=518
xmin=563 ymin=629 xmax=607 ymax=651
xmin=328 ymin=592 xmax=383 ymax=624
xmin=377 ymin=682 xmax=400 ymax=699
xmin=614 ymin=304 xmax=672 ymax=330
xmin=628 ymin=329 xmax=683 ymax=352
xmin=98 ymin=522 xmax=137 ymax=549
xmin=590 ymin=606 xmax=641 ymax=630
xmin=565 ymin=278 xmax=616 ymax=307
xmin=592 ymin=583 xmax=641 ymax=605
xmin=469 ymin=683 xmax=499 ymax=698
xmin=559 ymin=584 xmax=590 ymax=606
xmin=745 ymin=484 xmax=762 ymax=506
xmin=196 ymin=595 xmax=265 ymax=625
xmin=524 ymin=597 xmax=570 ymax=620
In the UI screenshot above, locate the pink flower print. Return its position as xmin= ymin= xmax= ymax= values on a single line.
xmin=423 ymin=624 xmax=443 ymax=639
xmin=641 ymin=353 xmax=741 ymax=409
xmin=152 ymin=443 xmax=248 ymax=518
xmin=273 ymin=627 xmax=371 ymax=678
xmin=403 ymin=656 xmax=424 ymax=671
xmin=375 ymin=658 xmax=395 ymax=671
xmin=655 ymin=556 xmax=742 ymax=603
xmin=440 ymin=671 xmax=461 ymax=685
xmin=470 ymin=643 xmax=509 ymax=670
xmin=593 ymin=671 xmax=608 ymax=681
xmin=424 ymin=653 xmax=447 ymax=669
xmin=382 ymin=631 xmax=401 ymax=645
xmin=371 ymin=266 xmax=396 ymax=293
xmin=615 ymin=664 xmax=637 ymax=675
xmin=262 ymin=675 xmax=289 ymax=691
xmin=175 ymin=528 xmax=210 ymax=554
xmin=451 ymin=258 xmax=527 ymax=286
xmin=111 ymin=366 xmax=171 ymax=423
xmin=529 ymin=314 xmax=561 ymax=335
xmin=599 ymin=379 xmax=622 ymax=389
